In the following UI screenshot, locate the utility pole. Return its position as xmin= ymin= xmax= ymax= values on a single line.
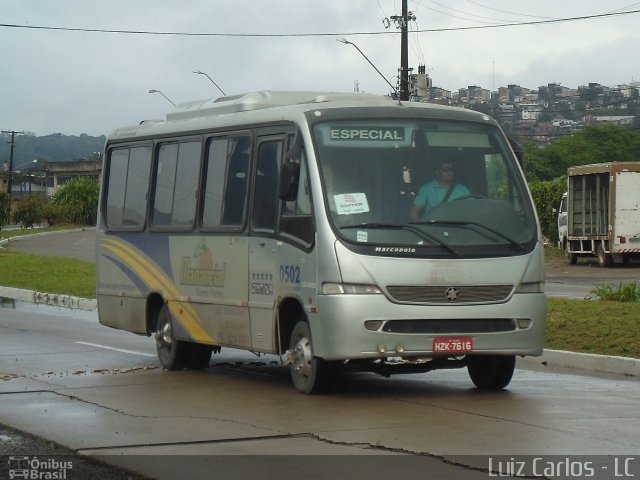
xmin=390 ymin=0 xmax=413 ymax=101
xmin=2 ymin=129 xmax=26 ymax=217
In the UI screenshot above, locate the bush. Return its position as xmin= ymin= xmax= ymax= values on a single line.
xmin=41 ymin=201 xmax=65 ymax=226
xmin=53 ymin=176 xmax=99 ymax=225
xmin=528 ymin=177 xmax=566 ymax=243
xmin=592 ymin=282 xmax=640 ymax=302
xmin=12 ymin=195 xmax=47 ymax=228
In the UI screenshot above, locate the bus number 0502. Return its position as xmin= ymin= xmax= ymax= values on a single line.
xmin=279 ymin=265 xmax=301 ymax=284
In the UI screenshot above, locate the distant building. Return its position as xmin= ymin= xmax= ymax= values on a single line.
xmin=44 ymin=159 xmax=102 ymax=196
xmin=584 ymin=115 xmax=635 ymax=126
xmin=520 ymin=104 xmax=543 ymax=121
xmin=0 ymin=159 xmax=101 ymax=197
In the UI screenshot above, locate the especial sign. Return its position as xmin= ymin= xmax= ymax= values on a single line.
xmin=329 ymin=126 xmax=405 ymax=141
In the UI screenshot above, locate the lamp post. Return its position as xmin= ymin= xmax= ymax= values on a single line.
xmin=336 ymin=37 xmax=398 ymax=98
xmin=148 ymin=89 xmax=176 ymax=106
xmin=193 ymin=69 xmax=227 ymax=96
xmin=13 ymin=159 xmax=37 ymax=171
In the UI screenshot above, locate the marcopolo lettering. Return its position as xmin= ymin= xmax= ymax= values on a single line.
xmin=330 ymin=127 xmax=405 ymax=141
xmin=375 ymin=246 xmax=416 ymax=253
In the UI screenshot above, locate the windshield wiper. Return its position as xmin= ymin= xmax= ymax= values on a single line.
xmin=340 ymin=223 xmax=458 ymax=256
xmin=411 ymin=220 xmax=525 ymax=251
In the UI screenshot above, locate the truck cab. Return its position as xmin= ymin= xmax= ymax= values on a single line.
xmin=557 ymin=192 xmax=573 ymax=262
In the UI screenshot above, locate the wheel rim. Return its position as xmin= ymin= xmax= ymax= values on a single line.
xmin=155 ymin=311 xmax=173 ymax=350
xmin=290 ymin=335 xmax=313 ymax=382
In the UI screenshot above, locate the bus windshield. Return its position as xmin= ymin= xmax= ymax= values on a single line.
xmin=313 ymin=119 xmax=536 ymax=256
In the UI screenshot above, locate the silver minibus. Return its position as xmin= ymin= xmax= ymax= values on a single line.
xmin=97 ymin=91 xmax=545 ymax=394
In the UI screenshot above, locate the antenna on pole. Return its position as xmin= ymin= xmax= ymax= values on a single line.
xmin=1 ymin=129 xmax=26 ymax=218
xmin=389 ymin=0 xmax=413 ymax=101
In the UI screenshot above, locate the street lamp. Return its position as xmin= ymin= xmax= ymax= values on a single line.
xmin=193 ymin=69 xmax=227 ymax=96
xmin=148 ymin=89 xmax=176 ymax=106
xmin=13 ymin=159 xmax=37 ymax=172
xmin=336 ymin=37 xmax=398 ymax=98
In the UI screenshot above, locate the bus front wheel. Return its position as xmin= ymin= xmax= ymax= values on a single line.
xmin=466 ymin=355 xmax=515 ymax=390
xmin=288 ymin=320 xmax=332 ymax=394
xmin=155 ymin=304 xmax=189 ymax=370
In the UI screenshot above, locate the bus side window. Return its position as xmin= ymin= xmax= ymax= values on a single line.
xmin=202 ymin=137 xmax=229 ymax=228
xmin=252 ymin=140 xmax=282 ymax=231
xmin=105 ymin=146 xmax=151 ymax=229
xmin=151 ymin=140 xmax=200 ymax=229
xmin=221 ymin=136 xmax=251 ymax=227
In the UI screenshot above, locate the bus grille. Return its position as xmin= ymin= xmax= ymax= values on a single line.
xmin=381 ymin=318 xmax=516 ymax=334
xmin=385 ymin=285 xmax=513 ymax=304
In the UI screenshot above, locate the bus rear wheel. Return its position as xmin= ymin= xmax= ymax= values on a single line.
xmin=288 ymin=320 xmax=332 ymax=394
xmin=155 ymin=304 xmax=189 ymax=370
xmin=466 ymin=355 xmax=515 ymax=390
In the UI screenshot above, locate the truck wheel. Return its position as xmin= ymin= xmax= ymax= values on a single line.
xmin=467 ymin=355 xmax=515 ymax=390
xmin=288 ymin=320 xmax=332 ymax=394
xmin=564 ymin=241 xmax=577 ymax=264
xmin=155 ymin=304 xmax=189 ymax=370
xmin=597 ymin=245 xmax=612 ymax=268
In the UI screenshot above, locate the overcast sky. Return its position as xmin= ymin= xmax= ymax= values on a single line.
xmin=2 ymin=1 xmax=639 ymax=137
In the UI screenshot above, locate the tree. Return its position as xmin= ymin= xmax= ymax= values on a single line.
xmin=53 ymin=176 xmax=100 ymax=225
xmin=529 ymin=177 xmax=566 ymax=242
xmin=0 ymin=192 xmax=10 ymax=230
xmin=523 ymin=124 xmax=640 ymax=181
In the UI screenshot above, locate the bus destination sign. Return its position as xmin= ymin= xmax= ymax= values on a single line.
xmin=329 ymin=126 xmax=405 ymax=142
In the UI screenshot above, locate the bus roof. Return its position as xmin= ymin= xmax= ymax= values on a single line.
xmin=166 ymin=90 xmax=396 ymax=121
xmin=107 ymin=90 xmax=491 ymax=141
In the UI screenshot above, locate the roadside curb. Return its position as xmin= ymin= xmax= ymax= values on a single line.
xmin=0 ymin=227 xmax=94 ymax=248
xmin=0 ymin=286 xmax=97 ymax=311
xmin=518 ymin=349 xmax=640 ymax=378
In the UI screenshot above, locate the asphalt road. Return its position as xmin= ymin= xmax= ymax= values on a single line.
xmin=3 ymin=228 xmax=96 ymax=264
xmin=2 ymin=229 xmax=640 ymax=478
xmin=1 ymin=305 xmax=639 ymax=479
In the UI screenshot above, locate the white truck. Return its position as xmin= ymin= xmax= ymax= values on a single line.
xmin=557 ymin=162 xmax=640 ymax=267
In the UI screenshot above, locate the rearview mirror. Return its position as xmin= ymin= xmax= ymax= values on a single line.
xmin=280 ymin=133 xmax=303 ymax=201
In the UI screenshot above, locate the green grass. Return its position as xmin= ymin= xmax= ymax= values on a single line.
xmin=2 ymin=228 xmax=639 ymax=359
xmin=0 ymin=249 xmax=95 ymax=299
xmin=546 ymin=298 xmax=640 ymax=359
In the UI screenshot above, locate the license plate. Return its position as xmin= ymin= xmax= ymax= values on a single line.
xmin=432 ymin=336 xmax=473 ymax=353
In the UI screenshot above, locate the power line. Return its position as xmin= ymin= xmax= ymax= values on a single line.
xmin=413 ymin=0 xmax=518 ymax=24
xmin=462 ymin=1 xmax=555 ymax=20
xmin=1 ymin=9 xmax=639 ymax=38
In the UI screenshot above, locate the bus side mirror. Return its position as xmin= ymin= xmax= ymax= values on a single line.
xmin=507 ymin=135 xmax=525 ymax=169
xmin=279 ymin=160 xmax=300 ymax=201
xmin=280 ymin=133 xmax=303 ymax=201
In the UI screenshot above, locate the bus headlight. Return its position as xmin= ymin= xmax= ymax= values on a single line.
xmin=321 ymin=283 xmax=382 ymax=295
xmin=515 ymin=282 xmax=545 ymax=294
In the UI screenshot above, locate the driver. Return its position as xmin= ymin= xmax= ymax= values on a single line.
xmin=410 ymin=160 xmax=470 ymax=222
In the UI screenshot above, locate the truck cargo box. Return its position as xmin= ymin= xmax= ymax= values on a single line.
xmin=558 ymin=161 xmax=640 ymax=266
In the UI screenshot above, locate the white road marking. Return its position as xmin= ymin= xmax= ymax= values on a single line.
xmin=75 ymin=341 xmax=156 ymax=358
